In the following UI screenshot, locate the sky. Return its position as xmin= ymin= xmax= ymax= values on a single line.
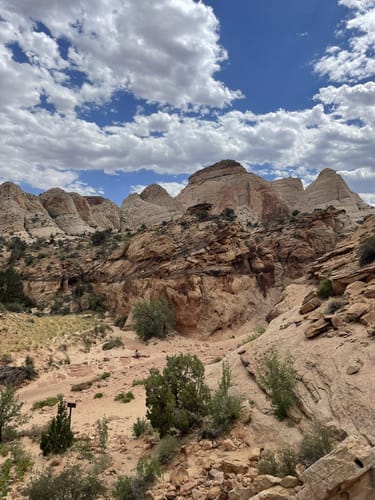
xmin=0 ymin=0 xmax=374 ymax=206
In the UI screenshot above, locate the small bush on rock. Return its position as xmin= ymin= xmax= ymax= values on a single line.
xmin=358 ymin=234 xmax=375 ymax=267
xmin=298 ymin=424 xmax=334 ymax=468
xmin=114 ymin=457 xmax=161 ymax=500
xmin=156 ymin=435 xmax=179 ymax=465
xmin=317 ymin=278 xmax=333 ymax=300
xmin=132 ymin=417 xmax=153 ymax=438
xmin=258 ymin=349 xmax=297 ymax=420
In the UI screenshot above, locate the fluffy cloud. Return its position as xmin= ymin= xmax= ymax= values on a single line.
xmin=315 ymin=0 xmax=375 ymax=82
xmin=131 ymin=181 xmax=187 ymax=198
xmin=1 ymin=0 xmax=242 ymax=112
xmin=0 ymin=0 xmax=374 ymax=204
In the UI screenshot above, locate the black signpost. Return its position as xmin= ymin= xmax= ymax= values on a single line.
xmin=67 ymin=402 xmax=76 ymax=427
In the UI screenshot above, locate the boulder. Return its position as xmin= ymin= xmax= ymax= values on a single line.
xmin=304 ymin=317 xmax=330 ymax=338
xmin=296 ymin=435 xmax=375 ymax=500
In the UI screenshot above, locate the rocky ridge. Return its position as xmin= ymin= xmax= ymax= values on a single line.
xmin=0 ymin=160 xmax=373 ymax=238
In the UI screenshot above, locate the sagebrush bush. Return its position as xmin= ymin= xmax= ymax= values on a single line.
xmin=358 ymin=235 xmax=375 ymax=267
xmin=114 ymin=457 xmax=161 ymax=500
xmin=156 ymin=435 xmax=179 ymax=465
xmin=325 ymin=299 xmax=345 ymax=315
xmin=114 ymin=391 xmax=134 ymax=403
xmin=258 ymin=349 xmax=297 ymax=420
xmin=298 ymin=424 xmax=334 ymax=467
xmin=132 ymin=417 xmax=153 ymax=438
xmin=25 ymin=465 xmax=105 ymax=500
xmin=258 ymin=447 xmax=298 ymax=477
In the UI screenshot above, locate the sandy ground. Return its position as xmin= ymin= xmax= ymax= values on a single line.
xmin=14 ymin=323 xmax=252 ymax=485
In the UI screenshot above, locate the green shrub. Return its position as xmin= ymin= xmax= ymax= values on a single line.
xmin=298 ymin=424 xmax=334 ymax=468
xmin=0 ymin=267 xmax=31 ymax=310
xmin=114 ymin=457 xmax=161 ymax=500
xmin=258 ymin=447 xmax=298 ymax=477
xmin=358 ymin=234 xmax=375 ymax=267
xmin=257 ymin=450 xmax=279 ymax=476
xmin=40 ymin=400 xmax=73 ymax=456
xmin=208 ymin=362 xmax=241 ymax=433
xmin=317 ymin=278 xmax=333 ymax=300
xmin=145 ymin=354 xmax=210 ymax=437
xmin=156 ymin=435 xmax=179 ymax=465
xmin=0 ymin=386 xmax=26 ymax=443
xmin=258 ymin=349 xmax=297 ymax=420
xmin=25 ymin=465 xmax=105 ymax=500
xmin=93 ymin=392 xmax=104 ymax=399
xmin=32 ymin=395 xmax=62 ymax=410
xmin=87 ymin=293 xmax=106 ymax=313
xmin=133 ymin=298 xmax=175 ymax=341
xmin=114 ymin=391 xmax=134 ymax=403
xmin=71 ymin=381 xmax=93 ymax=392
xmin=10 ymin=442 xmax=32 ymax=480
xmin=102 ymin=338 xmax=123 ymax=350
xmin=220 ymin=208 xmax=237 ymax=222
xmin=132 ymin=417 xmax=153 ymax=438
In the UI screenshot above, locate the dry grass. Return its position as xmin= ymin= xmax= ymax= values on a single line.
xmin=0 ymin=313 xmax=97 ymax=355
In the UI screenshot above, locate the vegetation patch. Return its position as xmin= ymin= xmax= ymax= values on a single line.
xmin=32 ymin=395 xmax=63 ymax=411
xmin=114 ymin=391 xmax=134 ymax=403
xmin=132 ymin=417 xmax=153 ymax=438
xmin=0 ymin=313 xmax=97 ymax=356
xmin=133 ymin=298 xmax=175 ymax=341
xmin=258 ymin=349 xmax=297 ymax=420
xmin=317 ymin=278 xmax=333 ymax=300
xmin=102 ymin=337 xmax=123 ymax=350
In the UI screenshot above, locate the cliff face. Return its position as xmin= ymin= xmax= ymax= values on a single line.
xmin=18 ymin=207 xmax=346 ymax=335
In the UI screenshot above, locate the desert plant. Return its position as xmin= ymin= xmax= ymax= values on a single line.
xmin=102 ymin=338 xmax=123 ymax=350
xmin=0 ymin=386 xmax=26 ymax=442
xmin=114 ymin=391 xmax=134 ymax=403
xmin=40 ymin=400 xmax=73 ymax=455
xmin=156 ymin=435 xmax=179 ymax=465
xmin=358 ymin=234 xmax=375 ymax=267
xmin=317 ymin=278 xmax=333 ymax=300
xmin=132 ymin=417 xmax=153 ymax=438
xmin=257 ymin=450 xmax=279 ymax=476
xmin=220 ymin=207 xmax=237 ymax=222
xmin=0 ymin=267 xmax=31 ymax=310
xmin=133 ymin=298 xmax=175 ymax=341
xmin=298 ymin=424 xmax=334 ymax=467
xmin=93 ymin=392 xmax=104 ymax=399
xmin=32 ymin=395 xmax=62 ymax=410
xmin=208 ymin=362 xmax=241 ymax=433
xmin=258 ymin=349 xmax=297 ymax=420
xmin=145 ymin=354 xmax=210 ymax=437
xmin=10 ymin=442 xmax=32 ymax=480
xmin=325 ymin=299 xmax=345 ymax=315
xmin=114 ymin=457 xmax=161 ymax=500
xmin=257 ymin=447 xmax=298 ymax=477
xmin=96 ymin=417 xmax=108 ymax=452
xmin=25 ymin=465 xmax=105 ymax=500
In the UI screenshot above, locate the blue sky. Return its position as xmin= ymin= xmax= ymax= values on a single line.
xmin=0 ymin=0 xmax=374 ymax=205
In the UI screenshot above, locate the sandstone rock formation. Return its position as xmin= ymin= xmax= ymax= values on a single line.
xmin=20 ymin=207 xmax=347 ymax=336
xmin=270 ymin=177 xmax=305 ymax=210
xmin=85 ymin=196 xmax=121 ymax=231
xmin=304 ymin=168 xmax=372 ymax=218
xmin=177 ymin=160 xmax=290 ymax=223
xmin=0 ymin=182 xmax=63 ymax=239
xmin=120 ymin=185 xmax=183 ymax=230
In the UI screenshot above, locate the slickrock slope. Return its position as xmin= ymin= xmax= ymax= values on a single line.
xmin=177 ymin=160 xmax=290 ymax=223
xmin=240 ymin=214 xmax=375 ymax=445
